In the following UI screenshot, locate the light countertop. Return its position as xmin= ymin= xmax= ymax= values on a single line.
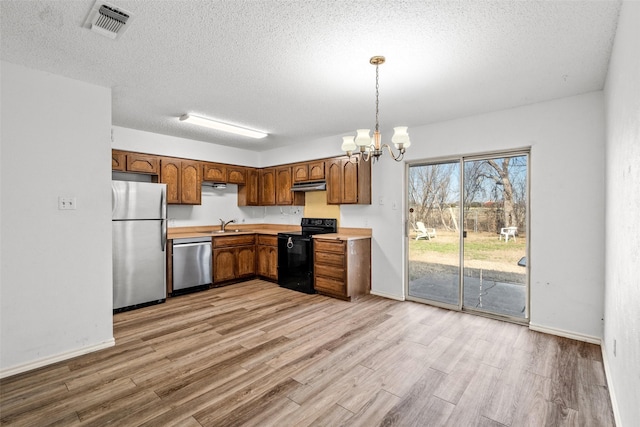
xmin=168 ymin=225 xmax=371 ymax=240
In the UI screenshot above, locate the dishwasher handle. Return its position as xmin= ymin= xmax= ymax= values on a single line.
xmin=173 ymin=242 xmax=211 ymax=248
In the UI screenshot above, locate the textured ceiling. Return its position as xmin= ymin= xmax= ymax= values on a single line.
xmin=1 ymin=0 xmax=621 ymax=151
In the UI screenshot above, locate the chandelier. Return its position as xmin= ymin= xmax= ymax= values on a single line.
xmin=341 ymin=56 xmax=411 ymax=162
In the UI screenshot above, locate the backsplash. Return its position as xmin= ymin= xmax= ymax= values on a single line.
xmin=168 ymin=185 xmax=263 ymax=227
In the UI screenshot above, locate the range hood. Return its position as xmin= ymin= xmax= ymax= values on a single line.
xmin=202 ymin=182 xmax=227 ymax=189
xmin=291 ymin=181 xmax=326 ymax=192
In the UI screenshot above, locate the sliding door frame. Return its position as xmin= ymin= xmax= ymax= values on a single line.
xmin=405 ymin=148 xmax=531 ymax=324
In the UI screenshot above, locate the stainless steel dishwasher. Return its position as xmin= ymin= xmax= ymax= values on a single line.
xmin=172 ymin=236 xmax=212 ymax=294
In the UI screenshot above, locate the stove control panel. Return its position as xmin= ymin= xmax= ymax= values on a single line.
xmin=301 ymin=218 xmax=337 ymax=229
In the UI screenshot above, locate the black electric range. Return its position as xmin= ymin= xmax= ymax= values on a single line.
xmin=277 ymin=218 xmax=337 ymax=294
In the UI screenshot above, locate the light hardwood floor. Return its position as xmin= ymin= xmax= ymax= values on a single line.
xmin=1 ymin=280 xmax=615 ymax=426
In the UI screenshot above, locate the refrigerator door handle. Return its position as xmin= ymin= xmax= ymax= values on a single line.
xmin=160 ymin=187 xmax=166 ymax=219
xmin=111 ymin=185 xmax=118 ymax=217
xmin=161 ymin=220 xmax=167 ymax=252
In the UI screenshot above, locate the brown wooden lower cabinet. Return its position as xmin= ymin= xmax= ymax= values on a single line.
xmin=212 ymin=234 xmax=256 ymax=284
xmin=313 ymin=237 xmax=371 ymax=301
xmin=256 ymin=235 xmax=278 ymax=281
xmin=166 ymin=232 xmax=372 ymax=299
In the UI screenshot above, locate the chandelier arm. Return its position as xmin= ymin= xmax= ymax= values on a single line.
xmin=356 ymin=147 xmax=372 ymax=163
xmin=381 ymin=144 xmax=405 ymax=162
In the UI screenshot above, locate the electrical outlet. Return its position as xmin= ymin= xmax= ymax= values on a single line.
xmin=392 ymin=201 xmax=398 ymax=210
xmin=58 ymin=197 xmax=77 ymax=210
xmin=379 ymin=197 xmax=384 ymax=205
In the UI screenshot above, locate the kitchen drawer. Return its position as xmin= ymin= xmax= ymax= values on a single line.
xmin=315 ymin=251 xmax=344 ymax=267
xmin=315 ymin=263 xmax=344 ymax=280
xmin=314 ymin=239 xmax=345 ymax=254
xmin=213 ymin=234 xmax=256 ymax=248
xmin=315 ymin=276 xmax=346 ymax=295
xmin=257 ymin=234 xmax=277 ymax=246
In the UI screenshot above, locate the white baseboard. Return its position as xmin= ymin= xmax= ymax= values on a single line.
xmin=0 ymin=338 xmax=115 ymax=379
xmin=528 ymin=323 xmax=601 ymax=344
xmin=370 ymin=289 xmax=405 ymax=301
xmin=600 ymin=343 xmax=623 ymax=427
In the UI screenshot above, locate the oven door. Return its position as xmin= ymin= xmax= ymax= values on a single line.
xmin=277 ymin=234 xmax=315 ymax=294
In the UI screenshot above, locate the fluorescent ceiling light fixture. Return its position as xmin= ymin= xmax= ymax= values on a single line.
xmin=179 ymin=114 xmax=268 ymax=139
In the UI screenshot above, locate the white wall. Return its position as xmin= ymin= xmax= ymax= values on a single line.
xmin=603 ymin=1 xmax=640 ymax=425
xmin=0 ymin=62 xmax=114 ymax=376
xmin=112 ymin=126 xmax=261 ymax=167
xmin=169 ymin=185 xmax=265 ymax=227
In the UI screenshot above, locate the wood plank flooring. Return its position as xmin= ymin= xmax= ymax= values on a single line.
xmin=0 ymin=280 xmax=615 ymax=426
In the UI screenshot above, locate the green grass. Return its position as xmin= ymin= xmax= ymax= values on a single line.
xmin=410 ymin=240 xmax=459 ymax=255
xmin=409 ymin=231 xmax=525 ymax=261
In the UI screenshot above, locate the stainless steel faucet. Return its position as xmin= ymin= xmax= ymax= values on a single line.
xmin=220 ymin=218 xmax=236 ymax=231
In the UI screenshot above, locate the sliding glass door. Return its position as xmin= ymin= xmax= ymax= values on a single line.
xmin=407 ymin=151 xmax=529 ymax=322
xmin=407 ymin=161 xmax=461 ymax=308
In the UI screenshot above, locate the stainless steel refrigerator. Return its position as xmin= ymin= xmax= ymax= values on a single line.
xmin=112 ymin=181 xmax=167 ymax=312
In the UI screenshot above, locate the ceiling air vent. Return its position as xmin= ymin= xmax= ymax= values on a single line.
xmin=83 ymin=1 xmax=134 ymax=40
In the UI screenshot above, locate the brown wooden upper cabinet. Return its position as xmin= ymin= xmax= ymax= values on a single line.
xmin=293 ymin=163 xmax=309 ymax=182
xmin=180 ymin=160 xmax=202 ymax=204
xmin=112 ymin=151 xmax=126 ymax=171
xmin=326 ymin=157 xmax=371 ymax=205
xmin=112 ymin=150 xmax=159 ymax=174
xmin=202 ymin=163 xmax=226 ymax=182
xmin=260 ymin=168 xmax=276 ymax=206
xmin=126 ymin=152 xmax=159 ymax=174
xmin=237 ymin=167 xmax=259 ymax=206
xmin=308 ymin=160 xmax=325 ymax=181
xmin=227 ymin=166 xmax=246 ymax=185
xmin=160 ymin=157 xmax=181 ymax=204
xmin=276 ymin=166 xmax=305 ymax=206
xmin=160 ymin=157 xmax=202 ymax=205
xmin=202 ymin=163 xmax=246 ymax=185
xmin=112 ymin=150 xmax=369 ymax=206
xmin=293 ymin=160 xmax=326 ymax=182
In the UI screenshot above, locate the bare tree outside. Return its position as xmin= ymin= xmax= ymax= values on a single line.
xmin=408 ymin=163 xmax=459 ymax=231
